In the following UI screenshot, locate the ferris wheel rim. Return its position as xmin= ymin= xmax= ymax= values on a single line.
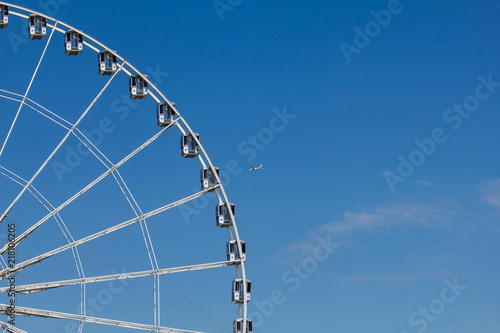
xmin=0 ymin=1 xmax=249 ymax=331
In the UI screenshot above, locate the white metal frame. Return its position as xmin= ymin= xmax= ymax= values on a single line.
xmin=0 ymin=2 xmax=249 ymax=332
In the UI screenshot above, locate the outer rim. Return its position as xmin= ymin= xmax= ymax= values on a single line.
xmin=0 ymin=2 xmax=249 ymax=331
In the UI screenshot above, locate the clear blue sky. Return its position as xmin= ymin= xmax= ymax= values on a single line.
xmin=1 ymin=0 xmax=499 ymax=332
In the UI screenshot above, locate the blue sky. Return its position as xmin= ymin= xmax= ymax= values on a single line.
xmin=1 ymin=0 xmax=500 ymax=332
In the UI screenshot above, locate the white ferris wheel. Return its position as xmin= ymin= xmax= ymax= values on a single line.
xmin=0 ymin=2 xmax=251 ymax=333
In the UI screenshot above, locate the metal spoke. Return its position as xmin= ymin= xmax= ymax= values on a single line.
xmin=0 ymin=304 xmax=203 ymax=333
xmin=0 ymin=22 xmax=57 ymax=160
xmin=0 ymin=120 xmax=176 ymax=254
xmin=0 ymin=67 xmax=122 ymax=227
xmin=0 ymin=89 xmax=74 ymax=130
xmin=0 ymin=261 xmax=234 ymax=294
xmin=0 ymin=321 xmax=27 ymax=333
xmin=0 ymin=186 xmax=219 ymax=280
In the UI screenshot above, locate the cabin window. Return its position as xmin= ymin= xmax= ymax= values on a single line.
xmin=35 ymin=19 xmax=42 ymax=32
xmin=106 ymin=55 xmax=112 ymax=68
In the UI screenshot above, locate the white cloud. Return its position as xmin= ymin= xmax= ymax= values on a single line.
xmin=416 ymin=180 xmax=432 ymax=187
xmin=480 ymin=178 xmax=500 ymax=210
xmin=277 ymin=201 xmax=458 ymax=264
xmin=343 ymin=271 xmax=451 ymax=284
xmin=321 ymin=201 xmax=454 ymax=235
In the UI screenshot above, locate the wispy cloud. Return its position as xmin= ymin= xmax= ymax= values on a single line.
xmin=480 ymin=178 xmax=500 ymax=210
xmin=416 ymin=180 xmax=432 ymax=187
xmin=321 ymin=201 xmax=455 ymax=235
xmin=277 ymin=201 xmax=458 ymax=264
xmin=343 ymin=271 xmax=452 ymax=284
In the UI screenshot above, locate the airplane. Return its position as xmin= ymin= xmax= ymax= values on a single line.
xmin=250 ymin=164 xmax=263 ymax=171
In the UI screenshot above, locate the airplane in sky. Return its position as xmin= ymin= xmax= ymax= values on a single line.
xmin=250 ymin=164 xmax=263 ymax=171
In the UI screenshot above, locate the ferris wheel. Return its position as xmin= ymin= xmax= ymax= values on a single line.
xmin=0 ymin=2 xmax=251 ymax=333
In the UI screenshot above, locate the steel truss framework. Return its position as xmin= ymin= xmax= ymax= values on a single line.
xmin=0 ymin=2 xmax=249 ymax=332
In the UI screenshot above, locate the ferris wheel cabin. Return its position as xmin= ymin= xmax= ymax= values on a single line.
xmin=28 ymin=14 xmax=47 ymax=39
xmin=64 ymin=30 xmax=83 ymax=55
xmin=98 ymin=50 xmax=117 ymax=75
xmin=226 ymin=240 xmax=246 ymax=262
xmin=0 ymin=5 xmax=8 ymax=29
xmin=129 ymin=75 xmax=148 ymax=99
xmin=231 ymin=279 xmax=251 ymax=303
xmin=181 ymin=133 xmax=200 ymax=158
xmin=157 ymin=102 xmax=176 ymax=127
xmin=201 ymin=167 xmax=219 ymax=190
xmin=233 ymin=319 xmax=253 ymax=333
xmin=216 ymin=202 xmax=235 ymax=227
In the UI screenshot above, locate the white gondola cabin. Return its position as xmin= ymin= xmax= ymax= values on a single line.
xmin=233 ymin=319 xmax=253 ymax=333
xmin=232 ymin=279 xmax=251 ymax=303
xmin=216 ymin=202 xmax=235 ymax=227
xmin=0 ymin=5 xmax=8 ymax=29
xmin=129 ymin=75 xmax=148 ymax=99
xmin=157 ymin=102 xmax=176 ymax=127
xmin=226 ymin=240 xmax=246 ymax=262
xmin=28 ymin=14 xmax=47 ymax=40
xmin=64 ymin=30 xmax=83 ymax=55
xmin=98 ymin=50 xmax=117 ymax=75
xmin=181 ymin=133 xmax=199 ymax=158
xmin=201 ymin=167 xmax=219 ymax=190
